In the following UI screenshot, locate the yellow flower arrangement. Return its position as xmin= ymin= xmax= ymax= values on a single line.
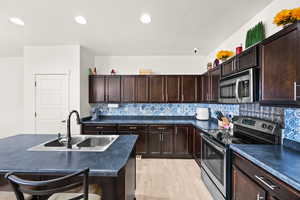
xmin=274 ymin=7 xmax=300 ymax=26
xmin=216 ymin=50 xmax=234 ymax=61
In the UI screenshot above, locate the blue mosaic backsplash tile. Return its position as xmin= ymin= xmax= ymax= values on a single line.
xmin=284 ymin=108 xmax=300 ymax=143
xmin=90 ymin=103 xmax=300 ymax=143
xmin=91 ymin=103 xmax=239 ymax=119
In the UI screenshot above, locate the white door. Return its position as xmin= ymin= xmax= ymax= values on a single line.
xmin=35 ymin=74 xmax=68 ymax=134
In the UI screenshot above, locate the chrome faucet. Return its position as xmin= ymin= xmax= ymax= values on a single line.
xmin=67 ymin=110 xmax=81 ymax=149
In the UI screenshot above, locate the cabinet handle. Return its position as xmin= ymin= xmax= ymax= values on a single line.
xmin=161 ymin=134 xmax=164 ymax=141
xmin=157 ymin=127 xmax=166 ymax=130
xmin=294 ymin=82 xmax=297 ymax=101
xmin=255 ymin=175 xmax=277 ymax=190
xmin=256 ymin=194 xmax=264 ymax=200
xmin=129 ymin=127 xmax=137 ymax=130
xmin=96 ymin=126 xmax=104 ymax=129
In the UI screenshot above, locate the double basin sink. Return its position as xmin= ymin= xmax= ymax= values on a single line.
xmin=29 ymin=135 xmax=119 ymax=152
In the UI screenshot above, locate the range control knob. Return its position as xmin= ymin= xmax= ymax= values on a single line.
xmin=268 ymin=125 xmax=274 ymax=131
xmin=261 ymin=123 xmax=267 ymax=129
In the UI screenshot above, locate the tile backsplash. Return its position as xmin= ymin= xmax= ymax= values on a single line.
xmin=91 ymin=103 xmax=239 ymax=118
xmin=91 ymin=103 xmax=300 ymax=143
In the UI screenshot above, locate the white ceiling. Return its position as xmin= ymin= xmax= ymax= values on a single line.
xmin=0 ymin=0 xmax=273 ymax=57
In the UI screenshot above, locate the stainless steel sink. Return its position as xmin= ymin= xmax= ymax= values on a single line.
xmin=28 ymin=135 xmax=119 ymax=152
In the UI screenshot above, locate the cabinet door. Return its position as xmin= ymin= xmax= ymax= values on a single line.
xmin=233 ymin=167 xmax=267 ymax=200
xmin=181 ymin=76 xmax=197 ymax=102
xmin=194 ymin=129 xmax=202 ymax=162
xmin=197 ymin=76 xmax=203 ymax=102
xmin=221 ymin=59 xmax=235 ymax=77
xmin=135 ymin=76 xmax=149 ymax=102
xmin=261 ymin=25 xmax=299 ymax=103
xmin=121 ymin=76 xmax=135 ymax=102
xmin=149 ymin=76 xmax=165 ymax=102
xmin=201 ymin=73 xmax=209 ymax=101
xmin=236 ymin=45 xmax=259 ymax=71
xmin=209 ymin=68 xmax=220 ymax=102
xmin=174 ymin=126 xmax=189 ymax=155
xmin=89 ymin=76 xmax=105 ymax=103
xmin=165 ymin=76 xmax=181 ymax=102
xmin=148 ymin=132 xmax=161 ymax=155
xmin=161 ymin=130 xmax=174 ymax=155
xmin=106 ymin=76 xmax=121 ymax=102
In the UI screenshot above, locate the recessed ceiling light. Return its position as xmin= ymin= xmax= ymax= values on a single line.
xmin=9 ymin=17 xmax=24 ymax=26
xmin=140 ymin=13 xmax=151 ymax=24
xmin=74 ymin=16 xmax=87 ymax=25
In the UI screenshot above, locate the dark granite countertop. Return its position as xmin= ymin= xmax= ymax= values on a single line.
xmin=81 ymin=116 xmax=219 ymax=131
xmin=0 ymin=134 xmax=137 ymax=177
xmin=230 ymin=144 xmax=300 ymax=191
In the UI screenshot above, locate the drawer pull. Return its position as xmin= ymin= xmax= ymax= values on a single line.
xmin=157 ymin=127 xmax=166 ymax=130
xmin=129 ymin=127 xmax=137 ymax=130
xmin=255 ymin=175 xmax=277 ymax=190
xmin=96 ymin=127 xmax=104 ymax=129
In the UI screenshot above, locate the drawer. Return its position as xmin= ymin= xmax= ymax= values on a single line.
xmin=233 ymin=153 xmax=300 ymax=200
xmin=118 ymin=125 xmax=147 ymax=131
xmin=149 ymin=125 xmax=174 ymax=132
xmin=82 ymin=125 xmax=117 ymax=132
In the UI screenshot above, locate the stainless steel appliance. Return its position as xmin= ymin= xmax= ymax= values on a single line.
xmin=219 ymin=68 xmax=259 ymax=103
xmin=201 ymin=116 xmax=281 ymax=200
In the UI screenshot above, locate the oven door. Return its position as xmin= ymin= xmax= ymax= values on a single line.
xmin=201 ymin=134 xmax=227 ymax=196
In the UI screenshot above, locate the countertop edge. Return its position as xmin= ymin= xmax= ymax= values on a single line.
xmin=230 ymin=145 xmax=300 ymax=192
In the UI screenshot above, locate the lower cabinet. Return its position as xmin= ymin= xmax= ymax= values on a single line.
xmin=174 ymin=126 xmax=190 ymax=155
xmin=193 ymin=129 xmax=202 ymax=165
xmin=82 ymin=123 xmax=194 ymax=158
xmin=232 ymin=153 xmax=300 ymax=200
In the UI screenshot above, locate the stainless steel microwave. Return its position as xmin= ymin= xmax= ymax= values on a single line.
xmin=219 ymin=68 xmax=259 ymax=103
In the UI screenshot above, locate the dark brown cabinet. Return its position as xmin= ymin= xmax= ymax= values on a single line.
xmin=89 ymin=76 xmax=106 ymax=103
xmin=135 ymin=76 xmax=149 ymax=102
xmin=148 ymin=126 xmax=174 ymax=156
xmin=181 ymin=76 xmax=197 ymax=102
xmin=236 ymin=45 xmax=259 ymax=71
xmin=165 ymin=76 xmax=181 ymax=102
xmin=149 ymin=76 xmax=165 ymax=102
xmin=232 ymin=153 xmax=300 ymax=200
xmin=118 ymin=125 xmax=148 ymax=155
xmin=193 ymin=129 xmax=202 ymax=165
xmin=232 ymin=166 xmax=266 ymax=200
xmin=208 ymin=68 xmax=220 ymax=102
xmin=121 ymin=76 xmax=135 ymax=102
xmin=81 ymin=124 xmax=117 ymax=135
xmin=106 ymin=76 xmax=121 ymax=102
xmin=221 ymin=58 xmax=236 ymax=77
xmin=261 ymin=23 xmax=300 ymax=105
xmin=174 ymin=126 xmax=190 ymax=155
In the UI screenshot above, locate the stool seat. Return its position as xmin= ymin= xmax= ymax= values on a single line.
xmin=0 ymin=192 xmax=32 ymax=200
xmin=49 ymin=193 xmax=101 ymax=200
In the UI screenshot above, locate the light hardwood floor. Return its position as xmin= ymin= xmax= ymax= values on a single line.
xmin=135 ymin=159 xmax=213 ymax=200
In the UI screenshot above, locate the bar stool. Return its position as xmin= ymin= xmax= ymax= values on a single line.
xmin=5 ymin=168 xmax=101 ymax=200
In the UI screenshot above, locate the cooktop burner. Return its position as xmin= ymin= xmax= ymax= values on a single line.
xmin=207 ymin=129 xmax=247 ymax=146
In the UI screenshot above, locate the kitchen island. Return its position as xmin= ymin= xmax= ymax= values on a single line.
xmin=0 ymin=134 xmax=137 ymax=200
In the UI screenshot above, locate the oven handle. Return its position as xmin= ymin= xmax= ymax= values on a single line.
xmin=235 ymin=79 xmax=241 ymax=103
xmin=202 ymin=134 xmax=226 ymax=153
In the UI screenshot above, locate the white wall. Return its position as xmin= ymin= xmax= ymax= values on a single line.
xmin=0 ymin=57 xmax=24 ymax=138
xmin=23 ymin=45 xmax=81 ymax=134
xmin=95 ymin=55 xmax=207 ymax=75
xmin=206 ymin=0 xmax=299 ymax=63
xmin=80 ymin=47 xmax=95 ymax=117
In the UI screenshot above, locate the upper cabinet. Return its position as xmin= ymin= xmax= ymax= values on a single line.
xmin=121 ymin=76 xmax=135 ymax=102
xmin=208 ymin=67 xmax=221 ymax=102
xmin=149 ymin=76 xmax=165 ymax=102
xmin=165 ymin=76 xmax=181 ymax=103
xmin=260 ymin=23 xmax=300 ymax=105
xmin=221 ymin=45 xmax=259 ymax=78
xmin=89 ymin=76 xmax=106 ymax=103
xmin=135 ymin=76 xmax=149 ymax=103
xmin=106 ymin=76 xmax=121 ymax=102
xmin=181 ymin=76 xmax=197 ymax=102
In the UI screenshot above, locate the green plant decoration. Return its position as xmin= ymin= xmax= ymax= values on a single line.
xmin=245 ymin=22 xmax=265 ymax=48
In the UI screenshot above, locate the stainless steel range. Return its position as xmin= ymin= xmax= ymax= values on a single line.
xmin=201 ymin=116 xmax=282 ymax=200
